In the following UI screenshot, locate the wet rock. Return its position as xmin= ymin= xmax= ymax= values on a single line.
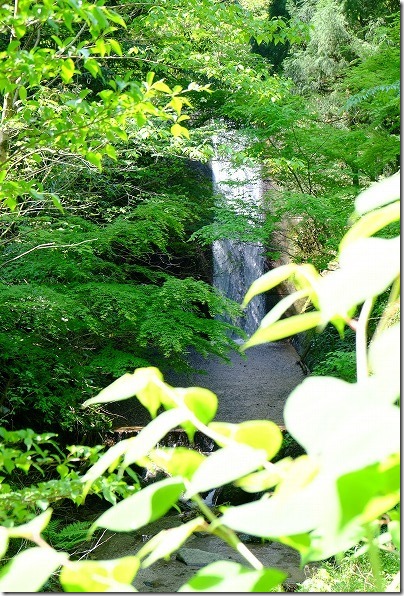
xmin=214 ymin=484 xmax=261 ymax=506
xmin=176 ymin=547 xmax=227 ymax=567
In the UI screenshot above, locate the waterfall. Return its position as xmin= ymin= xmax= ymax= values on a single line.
xmin=211 ymin=135 xmax=267 ymax=337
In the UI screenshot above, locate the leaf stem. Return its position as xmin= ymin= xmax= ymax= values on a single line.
xmin=355 ymin=297 xmax=374 ymax=383
xmin=191 ymin=493 xmax=264 ymax=570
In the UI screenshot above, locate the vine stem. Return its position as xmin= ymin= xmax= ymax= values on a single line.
xmin=355 ymin=297 xmax=374 ymax=383
xmin=191 ymin=493 xmax=264 ymax=571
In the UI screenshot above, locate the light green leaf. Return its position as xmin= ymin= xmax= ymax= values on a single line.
xmin=82 ymin=439 xmax=130 ymax=489
xmin=94 ymin=39 xmax=107 ymax=57
xmin=93 ymin=476 xmax=185 ymax=532
xmin=337 ymin=454 xmax=400 ymax=528
xmin=18 ymin=86 xmax=27 ymax=101
xmin=8 ymin=508 xmax=53 ymax=539
xmin=104 ymin=9 xmax=127 ymax=28
xmin=276 ymin=533 xmax=312 ymax=558
xmin=147 ymin=447 xmax=206 ymax=480
xmin=172 ymin=386 xmax=217 ymax=441
xmin=284 ymin=376 xmax=400 ymax=475
xmin=83 ymin=367 xmax=163 ymax=407
xmin=170 ymin=123 xmax=190 ymax=139
xmin=137 ymin=517 xmax=206 ymax=568
xmin=355 ymin=172 xmax=400 ymax=215
xmin=145 ymin=72 xmax=155 ymax=86
xmin=169 ymin=96 xmax=183 ymax=114
xmin=259 ymin=290 xmax=309 ymax=329
xmin=235 ymin=458 xmax=293 ymax=492
xmin=61 ymin=58 xmax=76 ymax=83
xmin=185 ymin=444 xmax=268 ymax=498
xmin=209 ymin=420 xmax=283 ymax=460
xmin=60 ymin=557 xmax=139 ymax=592
xmin=242 ymin=264 xmax=297 ymax=307
xmin=318 ymin=237 xmax=400 ymax=320
xmin=243 ymin=311 xmax=322 ymax=350
xmin=0 ymin=547 xmax=67 ymax=592
xmin=152 ymin=80 xmax=172 ymax=93
xmin=219 ymin=475 xmax=333 ymax=537
xmin=86 ymin=151 xmax=103 ymax=170
xmin=104 ymin=144 xmax=117 ymax=160
xmin=108 ymin=39 xmax=123 ymax=56
xmin=178 ymin=560 xmax=286 ymax=592
xmin=340 ymin=201 xmax=400 ymax=251
xmin=123 ymin=408 xmax=191 ymax=467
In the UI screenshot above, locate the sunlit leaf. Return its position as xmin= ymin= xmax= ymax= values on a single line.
xmin=60 ymin=557 xmax=139 ymax=592
xmin=243 ymin=311 xmax=322 ymax=350
xmin=276 ymin=533 xmax=311 ymax=558
xmin=355 ymin=172 xmax=400 ymax=215
xmin=171 ymin=123 xmax=190 ymax=139
xmin=169 ymin=96 xmax=183 ymax=114
xmin=274 ymin=456 xmax=320 ymax=498
xmin=82 ymin=367 xmax=163 ymax=408
xmin=60 ymin=58 xmax=76 ymax=83
xmin=0 ymin=547 xmax=67 ymax=592
xmin=259 ymin=290 xmax=309 ymax=329
xmin=178 ymin=560 xmax=286 ymax=592
xmin=93 ymin=476 xmax=185 ymax=532
xmin=284 ymin=376 xmax=400 ymax=475
xmin=8 ymin=508 xmax=53 ymax=539
xmin=219 ymin=474 xmax=333 ymax=537
xmin=137 ymin=517 xmax=206 ymax=568
xmin=318 ymin=237 xmax=400 ymax=321
xmin=337 ymin=454 xmax=400 ymax=527
xmin=108 ymin=39 xmax=123 ymax=55
xmin=152 ymin=80 xmax=171 ymax=93
xmin=185 ymin=444 xmax=268 ymax=498
xmin=389 ymin=520 xmax=400 ymax=550
xmin=172 ymin=386 xmax=217 ymax=441
xmin=147 ymin=447 xmax=206 ymax=480
xmin=123 ymin=408 xmax=191 ymax=467
xmin=82 ymin=439 xmax=129 ymax=490
xmin=242 ymin=264 xmax=297 ymax=307
xmin=209 ymin=420 xmax=283 ymax=460
xmin=340 ymin=201 xmax=400 ymax=251
xmin=235 ymin=458 xmax=293 ymax=492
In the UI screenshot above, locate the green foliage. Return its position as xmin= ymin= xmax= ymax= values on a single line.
xmin=0 ymin=158 xmax=244 ymax=431
xmin=298 ymin=548 xmax=400 ymax=592
xmin=0 ymin=427 xmax=140 ymax=525
xmin=44 ymin=520 xmax=93 ymax=552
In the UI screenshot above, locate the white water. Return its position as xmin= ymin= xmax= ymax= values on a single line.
xmin=211 ymin=136 xmax=267 ymax=336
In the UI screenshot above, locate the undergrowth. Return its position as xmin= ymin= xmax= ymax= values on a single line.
xmin=297 ymin=549 xmax=400 ymax=592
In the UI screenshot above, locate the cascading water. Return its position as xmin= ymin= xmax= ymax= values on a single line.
xmin=211 ymin=135 xmax=267 ymax=337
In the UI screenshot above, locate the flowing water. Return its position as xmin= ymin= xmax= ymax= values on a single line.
xmin=211 ymin=135 xmax=267 ymax=336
